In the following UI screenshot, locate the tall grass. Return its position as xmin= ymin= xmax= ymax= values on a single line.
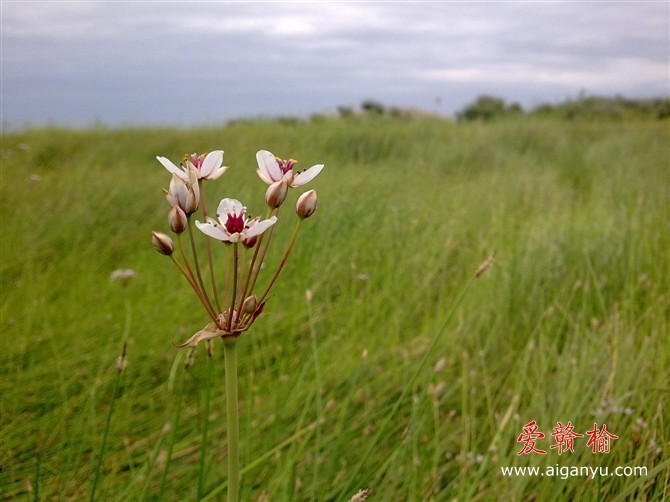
xmin=1 ymin=116 xmax=668 ymax=500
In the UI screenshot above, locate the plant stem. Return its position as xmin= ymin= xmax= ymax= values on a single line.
xmin=223 ymin=338 xmax=240 ymax=502
xmin=306 ymin=291 xmax=323 ymax=497
xmin=242 ymin=208 xmax=279 ymax=303
xmin=33 ymin=453 xmax=40 ymax=502
xmin=197 ymin=351 xmax=214 ymax=500
xmin=187 ymin=219 xmax=216 ymax=314
xmin=228 ymin=244 xmax=239 ymax=331
xmin=90 ymin=352 xmax=123 ymax=501
xmin=201 ymin=421 xmax=317 ymax=501
xmin=158 ymin=354 xmax=187 ymax=499
xmin=170 ymin=255 xmax=218 ymax=322
xmin=199 ymin=181 xmax=223 ymax=313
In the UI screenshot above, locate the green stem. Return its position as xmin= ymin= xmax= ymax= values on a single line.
xmin=306 ymin=292 xmax=323 ymax=497
xmin=223 ymin=339 xmax=240 ymax=502
xmin=201 ymin=421 xmax=317 ymax=501
xmin=197 ymin=351 xmax=214 ymax=500
xmin=90 ymin=351 xmax=124 ymax=501
xmin=158 ymin=355 xmax=187 ymax=499
xmin=33 ymin=453 xmax=40 ymax=502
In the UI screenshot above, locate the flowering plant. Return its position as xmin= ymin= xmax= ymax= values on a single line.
xmin=151 ymin=148 xmax=322 ymax=500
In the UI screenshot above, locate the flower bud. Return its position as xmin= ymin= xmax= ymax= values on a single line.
xmin=242 ymin=235 xmax=258 ymax=249
xmin=296 ymin=189 xmax=317 ymax=219
xmin=265 ymin=179 xmax=288 ymax=208
xmin=164 ymin=168 xmax=200 ymax=215
xmin=152 ymin=231 xmax=174 ymax=255
xmin=241 ymin=295 xmax=258 ymax=315
xmin=168 ymin=204 xmax=188 ymax=234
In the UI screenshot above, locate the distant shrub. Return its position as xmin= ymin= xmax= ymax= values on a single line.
xmin=507 ymin=102 xmax=524 ymax=115
xmin=310 ymin=113 xmax=327 ymax=123
xmin=276 ymin=116 xmax=301 ymax=126
xmin=361 ymin=99 xmax=386 ymax=116
xmin=457 ymin=95 xmax=522 ymax=121
xmin=337 ymin=106 xmax=354 ymax=118
xmin=530 ymin=95 xmax=670 ymax=120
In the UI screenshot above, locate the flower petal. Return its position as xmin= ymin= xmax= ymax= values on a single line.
xmin=256 ymin=150 xmax=282 ymax=184
xmin=195 ymin=219 xmax=228 ymax=240
xmin=291 ymin=164 xmax=324 ymax=187
xmin=201 ymin=150 xmax=224 ymax=178
xmin=216 ymin=198 xmax=244 ymax=217
xmin=245 ymin=216 xmax=277 ymax=238
xmin=206 ymin=166 xmax=228 ymax=180
xmin=157 ymin=156 xmax=188 ymax=179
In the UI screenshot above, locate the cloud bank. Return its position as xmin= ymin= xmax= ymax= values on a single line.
xmin=2 ymin=1 xmax=668 ymax=127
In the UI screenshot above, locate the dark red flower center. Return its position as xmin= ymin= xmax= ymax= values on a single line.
xmin=276 ymin=157 xmax=297 ymax=175
xmin=225 ymin=211 xmax=246 ymax=234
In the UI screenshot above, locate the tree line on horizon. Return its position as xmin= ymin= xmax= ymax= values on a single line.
xmin=334 ymin=94 xmax=670 ymax=122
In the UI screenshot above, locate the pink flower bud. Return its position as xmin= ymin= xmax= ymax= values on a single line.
xmin=152 ymin=231 xmax=174 ymax=255
xmin=265 ymin=179 xmax=288 ymax=208
xmin=296 ymin=189 xmax=317 ymax=219
xmin=168 ymin=205 xmax=188 ymax=234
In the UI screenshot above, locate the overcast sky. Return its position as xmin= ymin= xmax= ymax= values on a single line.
xmin=2 ymin=1 xmax=668 ymax=128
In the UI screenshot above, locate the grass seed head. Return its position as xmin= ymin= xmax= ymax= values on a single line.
xmin=350 ymin=488 xmax=371 ymax=501
xmin=475 ymin=250 xmax=497 ymax=277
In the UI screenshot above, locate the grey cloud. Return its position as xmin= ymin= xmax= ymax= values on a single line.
xmin=2 ymin=1 xmax=668 ymax=128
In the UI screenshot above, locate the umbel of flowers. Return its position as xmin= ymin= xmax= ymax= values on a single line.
xmin=151 ymin=149 xmax=323 ymax=501
xmin=152 ymin=149 xmax=322 ymax=343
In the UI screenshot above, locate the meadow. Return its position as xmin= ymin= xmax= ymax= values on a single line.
xmin=1 ymin=114 xmax=668 ymax=500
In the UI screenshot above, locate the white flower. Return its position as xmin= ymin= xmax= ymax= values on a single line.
xmin=195 ymin=198 xmax=277 ymax=244
xmin=157 ymin=150 xmax=227 ymax=181
xmin=256 ymin=150 xmax=323 ymax=188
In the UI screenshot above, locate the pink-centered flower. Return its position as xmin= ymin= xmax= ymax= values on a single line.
xmin=157 ymin=150 xmax=227 ymax=181
xmin=196 ymin=198 xmax=277 ymax=244
xmin=256 ymin=150 xmax=323 ymax=188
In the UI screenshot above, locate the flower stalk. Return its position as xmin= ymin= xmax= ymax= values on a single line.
xmin=223 ymin=338 xmax=240 ymax=502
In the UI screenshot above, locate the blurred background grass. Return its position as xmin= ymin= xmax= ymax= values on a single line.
xmin=1 ymin=113 xmax=668 ymax=500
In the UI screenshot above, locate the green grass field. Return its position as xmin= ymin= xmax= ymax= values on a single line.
xmin=1 ymin=115 xmax=668 ymax=500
